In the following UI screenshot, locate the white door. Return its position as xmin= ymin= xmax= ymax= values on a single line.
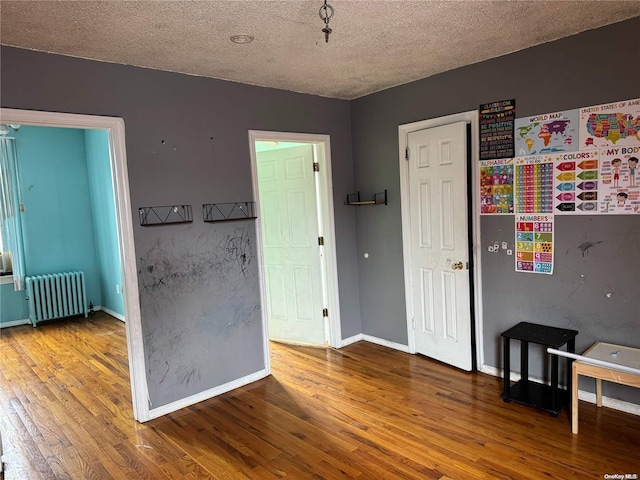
xmin=256 ymin=145 xmax=327 ymax=346
xmin=407 ymin=122 xmax=472 ymax=371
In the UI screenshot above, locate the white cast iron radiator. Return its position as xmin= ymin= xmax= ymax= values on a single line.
xmin=25 ymin=272 xmax=88 ymax=327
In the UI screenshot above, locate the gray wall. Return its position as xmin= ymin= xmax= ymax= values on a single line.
xmin=350 ymin=17 xmax=639 ymax=403
xmin=0 ymin=47 xmax=362 ymax=408
xmin=2 ymin=17 xmax=638 ymax=408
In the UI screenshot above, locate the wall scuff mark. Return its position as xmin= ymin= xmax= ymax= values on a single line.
xmin=577 ymin=240 xmax=603 ymax=257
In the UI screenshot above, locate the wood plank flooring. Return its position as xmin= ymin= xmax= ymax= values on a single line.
xmin=1 ymin=312 xmax=638 ymax=479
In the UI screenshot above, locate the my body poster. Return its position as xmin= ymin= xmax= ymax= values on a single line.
xmin=515 ymin=214 xmax=554 ymax=274
xmin=480 ymin=99 xmax=515 ymax=160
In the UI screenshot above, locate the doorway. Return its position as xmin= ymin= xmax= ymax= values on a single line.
xmin=0 ymin=108 xmax=148 ymax=421
xmin=249 ymin=131 xmax=342 ymax=349
xmin=398 ymin=111 xmax=484 ymax=371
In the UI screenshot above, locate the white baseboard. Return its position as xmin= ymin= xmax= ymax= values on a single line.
xmin=361 ymin=334 xmax=411 ymax=353
xmin=340 ymin=333 xmax=410 ymax=353
xmin=0 ymin=318 xmax=30 ymax=328
xmin=480 ymin=365 xmax=640 ymax=416
xmin=340 ymin=333 xmax=363 ymax=347
xmin=146 ymin=368 xmax=269 ymax=421
xmin=97 ymin=306 xmax=125 ymax=322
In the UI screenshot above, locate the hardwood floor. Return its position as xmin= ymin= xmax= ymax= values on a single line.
xmin=1 ymin=313 xmax=638 ymax=479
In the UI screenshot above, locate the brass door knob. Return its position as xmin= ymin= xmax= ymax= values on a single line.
xmin=452 ymin=261 xmax=464 ymax=270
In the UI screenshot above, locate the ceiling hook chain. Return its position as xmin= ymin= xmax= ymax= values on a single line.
xmin=319 ymin=0 xmax=334 ymax=43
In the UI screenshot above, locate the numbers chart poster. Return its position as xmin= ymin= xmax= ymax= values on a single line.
xmin=514 ymin=155 xmax=554 ymax=213
xmin=480 ymin=158 xmax=514 ymax=214
xmin=515 ymin=214 xmax=554 ymax=275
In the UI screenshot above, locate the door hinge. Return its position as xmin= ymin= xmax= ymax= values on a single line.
xmin=318 ymin=236 xmax=324 ymax=246
xmin=405 ymin=147 xmax=409 ymax=161
xmin=313 ymin=162 xmax=320 ymax=172
xmin=322 ymin=308 xmax=329 ymax=317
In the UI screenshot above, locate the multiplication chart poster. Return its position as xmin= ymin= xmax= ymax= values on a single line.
xmin=515 ymin=214 xmax=554 ymax=274
xmin=514 ymin=155 xmax=554 ymax=213
xmin=553 ymin=150 xmax=599 ymax=214
xmin=480 ymin=158 xmax=514 ymax=214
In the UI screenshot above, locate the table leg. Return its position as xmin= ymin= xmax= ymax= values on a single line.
xmin=567 ymin=339 xmax=575 ymax=414
xmin=503 ymin=337 xmax=510 ymax=401
xmin=572 ymin=363 xmax=579 ymax=434
xmin=596 ymin=379 xmax=603 ymax=407
xmin=521 ymin=341 xmax=529 ymax=382
xmin=551 ymin=350 xmax=558 ymax=414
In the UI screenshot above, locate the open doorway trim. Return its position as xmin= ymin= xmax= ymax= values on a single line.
xmin=398 ymin=110 xmax=485 ymax=370
xmin=248 ymin=130 xmax=342 ymax=362
xmin=0 ymin=108 xmax=149 ymax=422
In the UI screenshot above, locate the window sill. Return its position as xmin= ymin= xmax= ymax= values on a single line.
xmin=0 ymin=275 xmax=14 ymax=285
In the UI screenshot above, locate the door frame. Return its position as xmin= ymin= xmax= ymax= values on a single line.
xmin=249 ymin=130 xmax=342 ymax=359
xmin=398 ymin=110 xmax=485 ymax=369
xmin=0 ymin=108 xmax=149 ymax=422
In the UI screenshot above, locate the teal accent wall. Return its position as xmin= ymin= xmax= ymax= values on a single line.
xmin=0 ymin=126 xmax=102 ymax=324
xmin=85 ymin=129 xmax=124 ymax=317
xmin=0 ymin=282 xmax=29 ymax=324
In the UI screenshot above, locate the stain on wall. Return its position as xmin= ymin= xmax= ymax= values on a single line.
xmin=137 ymin=223 xmax=263 ymax=407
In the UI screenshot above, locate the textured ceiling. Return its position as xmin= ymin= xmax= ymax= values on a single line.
xmin=2 ymin=1 xmax=639 ymax=100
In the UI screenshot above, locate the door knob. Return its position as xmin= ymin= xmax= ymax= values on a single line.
xmin=452 ymin=261 xmax=464 ymax=270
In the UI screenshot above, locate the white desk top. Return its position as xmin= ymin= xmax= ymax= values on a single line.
xmin=579 ymin=342 xmax=640 ymax=372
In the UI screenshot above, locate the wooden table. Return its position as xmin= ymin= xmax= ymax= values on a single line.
xmin=572 ymin=342 xmax=640 ymax=434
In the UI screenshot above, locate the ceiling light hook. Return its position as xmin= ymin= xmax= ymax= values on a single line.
xmin=319 ymin=0 xmax=334 ymax=43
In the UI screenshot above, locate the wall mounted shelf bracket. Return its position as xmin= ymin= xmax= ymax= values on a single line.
xmin=203 ymin=202 xmax=256 ymax=222
xmin=139 ymin=205 xmax=193 ymax=226
xmin=346 ymin=189 xmax=387 ymax=206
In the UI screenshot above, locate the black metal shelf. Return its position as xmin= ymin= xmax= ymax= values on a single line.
xmin=346 ymin=189 xmax=387 ymax=206
xmin=139 ymin=205 xmax=193 ymax=226
xmin=502 ymin=380 xmax=568 ymax=416
xmin=203 ymin=202 xmax=256 ymax=223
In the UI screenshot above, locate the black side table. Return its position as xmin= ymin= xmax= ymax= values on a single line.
xmin=502 ymin=321 xmax=578 ymax=416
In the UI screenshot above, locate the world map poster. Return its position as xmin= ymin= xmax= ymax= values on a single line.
xmin=514 ymin=109 xmax=578 ymax=156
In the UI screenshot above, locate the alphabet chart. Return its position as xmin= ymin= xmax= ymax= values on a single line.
xmin=480 ymin=158 xmax=514 ymax=214
xmin=515 ymin=214 xmax=554 ymax=274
